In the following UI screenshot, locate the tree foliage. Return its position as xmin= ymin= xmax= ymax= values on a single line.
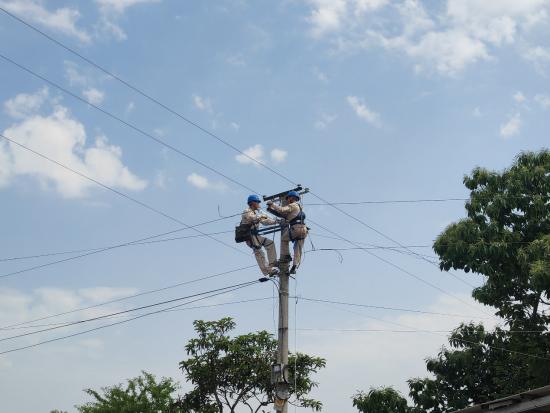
xmin=407 ymin=150 xmax=550 ymax=412
xmin=434 ymin=150 xmax=550 ymax=328
xmin=355 ymin=150 xmax=550 ymax=413
xmin=177 ymin=318 xmax=326 ymax=412
xmin=76 ymin=371 xmax=181 ymax=413
xmin=353 ymin=387 xmax=414 ymax=413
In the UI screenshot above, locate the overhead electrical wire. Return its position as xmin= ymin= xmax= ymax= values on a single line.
xmin=302 ymin=300 xmax=550 ymax=361
xmin=0 ymin=280 xmax=262 ymax=356
xmin=305 ymin=198 xmax=469 ymax=205
xmin=0 ymin=279 xmax=260 ymax=342
xmin=0 ymin=133 xmax=248 ymax=277
xmin=0 ymin=264 xmax=257 ymax=330
xmin=296 ymin=297 xmax=491 ymax=319
xmin=0 ymin=5 xmax=544 ymax=367
xmin=0 ymin=297 xmax=273 ymax=331
xmin=0 ymin=54 xmax=257 ymax=194
xmin=0 ymin=35 xmax=488 ymax=316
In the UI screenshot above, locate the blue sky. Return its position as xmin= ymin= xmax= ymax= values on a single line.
xmin=0 ymin=1 xmax=549 ymax=412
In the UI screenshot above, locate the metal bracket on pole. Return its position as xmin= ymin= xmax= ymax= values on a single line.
xmin=262 ymin=185 xmax=303 ymax=202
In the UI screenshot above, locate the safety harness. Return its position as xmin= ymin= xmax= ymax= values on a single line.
xmin=289 ymin=205 xmax=307 ymax=241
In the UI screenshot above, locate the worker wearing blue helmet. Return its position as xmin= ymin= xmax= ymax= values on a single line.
xmin=267 ymin=190 xmax=307 ymax=274
xmin=241 ymin=195 xmax=280 ymax=276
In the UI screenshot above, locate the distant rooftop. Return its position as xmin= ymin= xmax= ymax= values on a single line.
xmin=454 ymin=385 xmax=550 ymax=413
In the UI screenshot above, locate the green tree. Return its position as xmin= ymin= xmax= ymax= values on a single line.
xmin=177 ymin=318 xmax=326 ymax=413
xmin=434 ymin=150 xmax=550 ymax=328
xmin=353 ymin=387 xmax=414 ymax=413
xmin=76 ymin=371 xmax=181 ymax=413
xmin=407 ymin=150 xmax=550 ymax=412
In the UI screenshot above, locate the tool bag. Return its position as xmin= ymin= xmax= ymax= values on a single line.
xmin=290 ymin=223 xmax=308 ymax=241
xmin=235 ymin=223 xmax=253 ymax=243
xmin=289 ymin=205 xmax=308 ymax=241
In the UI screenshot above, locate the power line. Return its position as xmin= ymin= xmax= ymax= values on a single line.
xmin=0 ymin=215 xmax=238 ymax=262
xmin=0 ymin=281 xmax=262 ymax=356
xmin=307 ymin=194 xmax=479 ymax=290
xmin=0 ymin=264 xmax=257 ymax=330
xmin=0 ymin=44 xmax=487 ymax=316
xmin=0 ymin=133 xmax=247 ymax=272
xmin=298 ymin=328 xmax=550 ymax=334
xmin=0 ymin=297 xmax=273 ymax=331
xmin=0 ymin=279 xmax=261 ymax=343
xmin=306 ymin=217 xmax=489 ymax=316
xmin=0 ymin=53 xmax=258 ymax=194
xmin=297 ymin=297 xmax=491 ymax=319
xmin=0 ymin=230 xmax=232 ymax=263
xmin=0 ymin=7 xmax=298 ymax=188
xmin=1 ymin=7 xmax=544 ymax=364
xmin=302 ymin=301 xmax=550 ymax=362
xmin=305 ymin=198 xmax=469 ymax=205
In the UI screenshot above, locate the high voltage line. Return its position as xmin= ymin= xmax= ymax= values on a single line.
xmin=0 ymin=264 xmax=257 ymax=330
xmin=0 ymin=133 xmax=246 ymax=259
xmin=0 ymin=280 xmax=263 ymax=356
xmin=0 ymin=126 xmax=480 ymax=316
xmin=1 ymin=297 xmax=274 ymax=331
xmin=0 ymin=280 xmax=261 ymax=343
xmin=0 ymin=34 xmax=490 ymax=318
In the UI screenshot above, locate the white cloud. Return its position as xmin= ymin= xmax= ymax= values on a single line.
xmin=95 ymin=0 xmax=161 ymax=14
xmin=355 ymin=0 xmax=388 ymax=15
xmin=230 ymin=122 xmax=240 ymax=131
xmin=95 ymin=0 xmax=161 ymax=41
xmin=314 ymin=113 xmax=337 ymax=129
xmin=1 ymin=89 xmax=147 ymax=198
xmin=192 ymin=94 xmax=213 ymax=113
xmin=313 ymin=66 xmax=329 ymax=82
xmin=306 ymin=0 xmax=550 ymax=76
xmin=405 ymin=30 xmax=490 ymax=76
xmin=473 ymin=107 xmax=482 ymax=117
xmin=307 ymin=0 xmax=348 ymax=38
xmin=64 ymin=61 xmax=89 ymax=87
xmin=347 ymin=96 xmax=381 ymax=126
xmin=500 ymin=112 xmax=521 ymax=138
xmin=186 ymin=172 xmax=226 ymax=191
xmin=513 ymin=91 xmax=526 ymax=103
xmin=523 ymin=45 xmax=550 ymax=72
xmin=4 ymin=87 xmax=49 ymax=119
xmin=235 ymin=144 xmax=265 ymax=166
xmin=96 ymin=18 xmax=128 ymax=41
xmin=534 ymin=93 xmax=550 ymax=108
xmin=270 ymin=148 xmax=288 ymax=164
xmin=77 ymin=287 xmax=138 ymax=303
xmin=0 ymin=286 xmax=138 ymax=336
xmin=82 ymin=88 xmax=105 ymax=105
xmin=0 ymin=0 xmax=91 ymax=42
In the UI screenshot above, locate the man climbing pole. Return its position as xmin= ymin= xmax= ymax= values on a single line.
xmin=239 ymin=195 xmax=280 ymax=277
xmin=267 ymin=191 xmax=308 ymax=274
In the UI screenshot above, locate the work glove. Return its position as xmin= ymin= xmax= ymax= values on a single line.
xmin=266 ymin=200 xmax=274 ymax=206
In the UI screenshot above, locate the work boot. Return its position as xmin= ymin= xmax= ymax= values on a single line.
xmin=268 ymin=267 xmax=280 ymax=277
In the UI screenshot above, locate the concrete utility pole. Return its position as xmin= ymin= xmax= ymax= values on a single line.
xmin=264 ymin=187 xmax=305 ymax=413
xmin=276 ymin=195 xmax=290 ymax=413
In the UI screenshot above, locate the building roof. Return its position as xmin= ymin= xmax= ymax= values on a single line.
xmin=454 ymin=386 xmax=550 ymax=413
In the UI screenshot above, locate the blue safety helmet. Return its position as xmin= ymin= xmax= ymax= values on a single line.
xmin=286 ymin=191 xmax=300 ymax=200
xmin=247 ymin=194 xmax=262 ymax=204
